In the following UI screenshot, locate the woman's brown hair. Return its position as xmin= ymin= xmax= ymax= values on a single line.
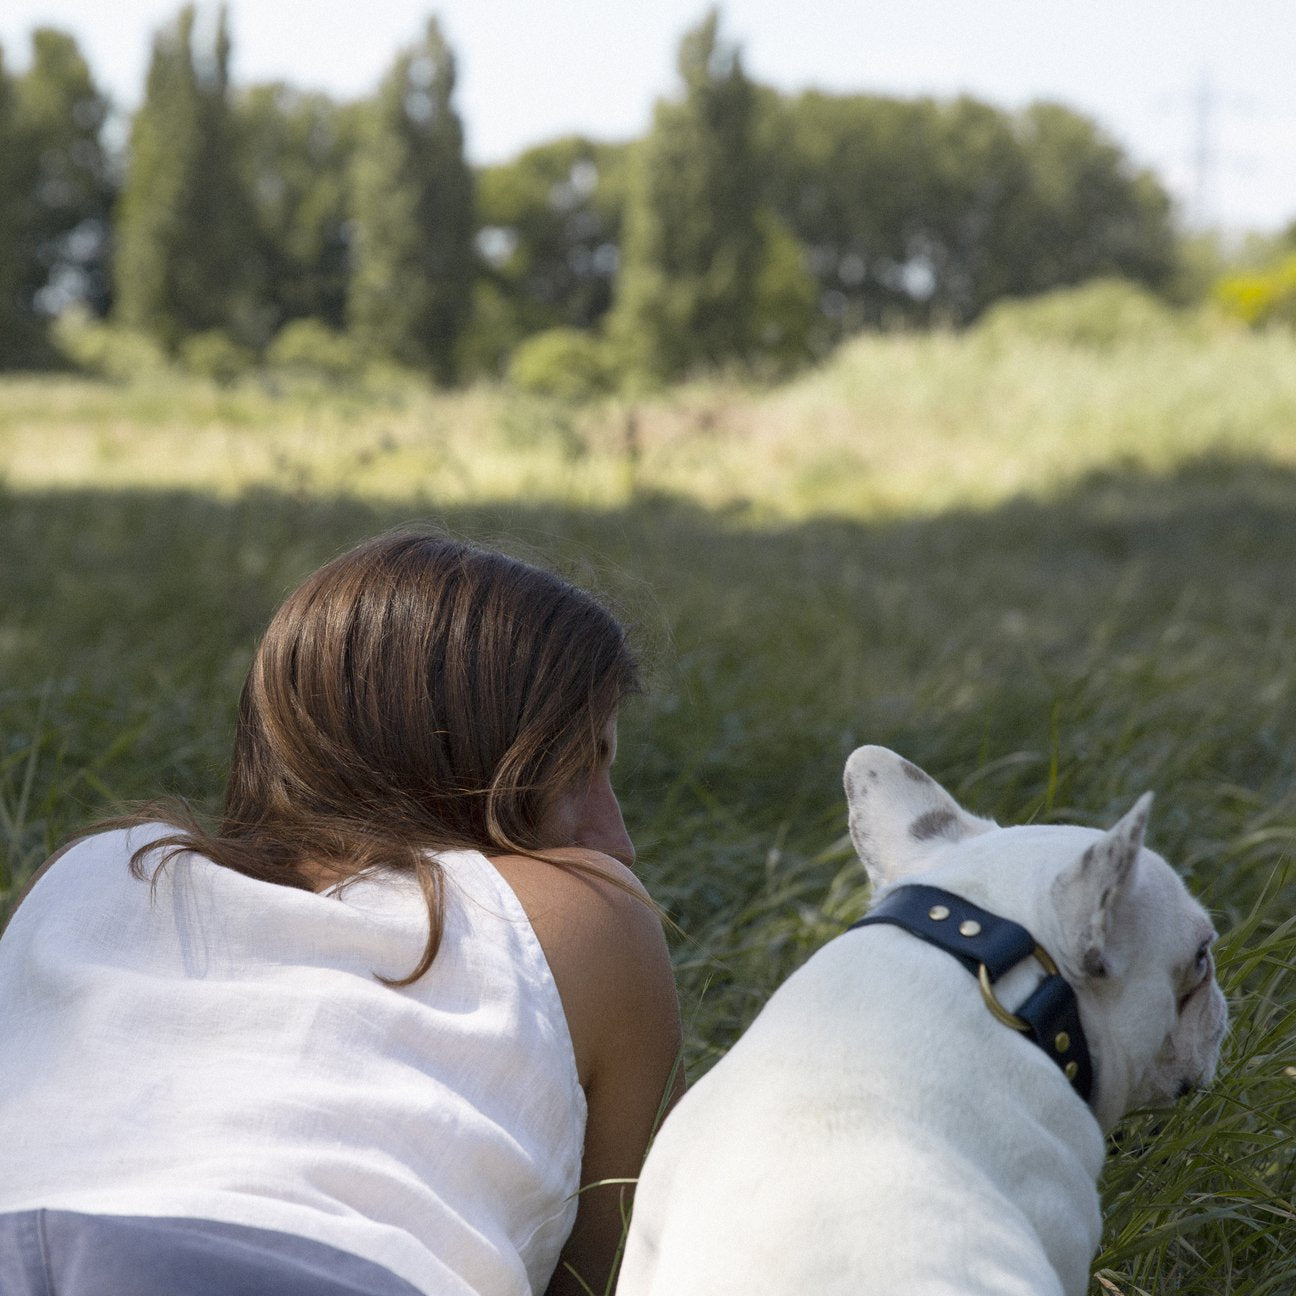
xmin=129 ymin=530 xmax=640 ymax=983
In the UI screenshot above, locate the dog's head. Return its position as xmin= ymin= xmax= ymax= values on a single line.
xmin=844 ymin=746 xmax=1229 ymax=1132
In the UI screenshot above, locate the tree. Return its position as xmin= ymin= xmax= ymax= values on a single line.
xmin=114 ymin=5 xmax=256 ymax=350
xmin=466 ymin=136 xmax=628 ymax=375
xmin=234 ymin=84 xmax=355 ymax=335
xmin=765 ymin=90 xmax=1178 ymax=334
xmin=611 ymin=9 xmax=768 ymax=382
xmin=1008 ymin=102 xmax=1176 ymax=296
xmin=0 ymin=47 xmax=31 ymax=366
xmin=920 ymin=95 xmax=1038 ymax=323
xmin=348 ymin=17 xmax=474 ymax=383
xmin=922 ymin=99 xmax=1176 ymax=321
xmin=13 ymin=28 xmax=115 ymax=323
xmin=0 ymin=29 xmax=113 ymax=367
xmin=476 ymin=136 xmax=628 ymax=334
xmin=759 ymin=90 xmax=936 ymax=336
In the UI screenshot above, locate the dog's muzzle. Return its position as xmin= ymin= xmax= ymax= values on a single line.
xmin=849 ymin=884 xmax=1094 ymax=1105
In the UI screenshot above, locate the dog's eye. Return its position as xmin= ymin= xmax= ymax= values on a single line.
xmin=1178 ymin=942 xmax=1215 ymax=1014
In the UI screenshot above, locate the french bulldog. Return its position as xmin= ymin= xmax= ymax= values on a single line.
xmin=618 ymin=746 xmax=1228 ymax=1296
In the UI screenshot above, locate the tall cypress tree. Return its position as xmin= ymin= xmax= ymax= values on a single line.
xmin=114 ymin=5 xmax=253 ymax=349
xmin=14 ymin=28 xmax=115 ymax=320
xmin=234 ymin=84 xmax=355 ymax=335
xmin=611 ymin=9 xmax=765 ymax=382
xmin=0 ymin=47 xmax=32 ymax=366
xmin=348 ymin=17 xmax=474 ymax=384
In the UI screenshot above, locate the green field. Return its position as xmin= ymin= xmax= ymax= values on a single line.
xmin=3 ymin=314 xmax=1295 ymax=1292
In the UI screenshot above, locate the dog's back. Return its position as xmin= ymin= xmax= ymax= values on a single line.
xmin=617 ymin=925 xmax=1102 ymax=1296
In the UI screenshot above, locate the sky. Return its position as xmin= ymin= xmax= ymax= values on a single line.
xmin=2 ymin=0 xmax=1294 ymax=234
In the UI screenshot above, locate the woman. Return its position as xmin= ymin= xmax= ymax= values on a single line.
xmin=0 ymin=531 xmax=684 ymax=1296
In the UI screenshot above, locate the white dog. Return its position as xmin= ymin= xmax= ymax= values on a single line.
xmin=618 ymin=746 xmax=1228 ymax=1296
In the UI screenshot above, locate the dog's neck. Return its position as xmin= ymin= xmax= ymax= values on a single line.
xmin=849 ymin=883 xmax=1095 ymax=1105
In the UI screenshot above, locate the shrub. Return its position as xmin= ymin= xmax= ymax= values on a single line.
xmin=179 ymin=330 xmax=256 ymax=386
xmin=50 ymin=307 xmax=169 ymax=381
xmin=749 ymin=212 xmax=819 ymax=377
xmin=1213 ymin=255 xmax=1296 ymax=329
xmin=975 ymin=278 xmax=1183 ymax=349
xmin=265 ymin=319 xmax=364 ymax=382
xmin=507 ymin=327 xmax=618 ymax=403
xmin=456 ymin=280 xmax=527 ymax=382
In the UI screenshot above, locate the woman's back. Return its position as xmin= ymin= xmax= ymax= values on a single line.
xmin=0 ymin=824 xmax=585 ymax=1296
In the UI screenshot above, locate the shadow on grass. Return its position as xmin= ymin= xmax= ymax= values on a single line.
xmin=4 ymin=452 xmax=1296 ymax=908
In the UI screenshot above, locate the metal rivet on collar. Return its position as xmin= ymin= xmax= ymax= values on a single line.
xmin=928 ymin=905 xmax=950 ymax=921
xmin=959 ymin=919 xmax=982 ymax=937
xmin=1054 ymin=1031 xmax=1071 ymax=1054
xmin=1065 ymin=1061 xmax=1080 ymax=1081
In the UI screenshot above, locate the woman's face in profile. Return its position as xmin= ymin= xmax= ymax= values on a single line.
xmin=536 ymin=715 xmax=634 ymax=867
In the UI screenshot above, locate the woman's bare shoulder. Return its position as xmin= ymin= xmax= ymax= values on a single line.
xmin=493 ymin=845 xmax=653 ymax=915
xmin=490 ymin=847 xmax=678 ymax=1085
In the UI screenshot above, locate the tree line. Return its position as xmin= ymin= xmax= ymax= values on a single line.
xmin=0 ymin=6 xmax=1182 ymax=384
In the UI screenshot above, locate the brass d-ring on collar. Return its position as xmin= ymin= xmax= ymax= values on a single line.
xmin=977 ymin=945 xmax=1060 ymax=1032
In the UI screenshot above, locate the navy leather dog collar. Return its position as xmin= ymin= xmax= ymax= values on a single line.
xmin=849 ymin=884 xmax=1095 ymax=1104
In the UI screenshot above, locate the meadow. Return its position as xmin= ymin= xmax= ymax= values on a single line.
xmin=2 ymin=303 xmax=1295 ymax=1292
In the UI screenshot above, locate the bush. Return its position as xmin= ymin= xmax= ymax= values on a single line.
xmin=1213 ymin=255 xmax=1296 ymax=329
xmin=507 ymin=327 xmax=618 ymax=403
xmin=265 ymin=319 xmax=364 ymax=382
xmin=179 ymin=330 xmax=256 ymax=386
xmin=975 ymin=278 xmax=1184 ymax=349
xmin=50 ymin=308 xmax=169 ymax=381
xmin=456 ymin=280 xmax=528 ymax=382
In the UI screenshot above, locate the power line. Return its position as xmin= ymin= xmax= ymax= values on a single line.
xmin=1166 ymin=71 xmax=1259 ymax=230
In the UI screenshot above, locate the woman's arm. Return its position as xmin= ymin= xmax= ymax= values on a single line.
xmin=495 ymin=849 xmax=685 ymax=1296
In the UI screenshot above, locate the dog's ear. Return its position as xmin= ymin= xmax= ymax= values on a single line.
xmin=1050 ymin=793 xmax=1152 ymax=981
xmin=843 ymin=746 xmax=994 ymax=886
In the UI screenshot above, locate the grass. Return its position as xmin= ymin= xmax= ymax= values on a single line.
xmin=2 ymin=314 xmax=1295 ymax=1292
xmin=3 ymin=312 xmax=1295 ymax=519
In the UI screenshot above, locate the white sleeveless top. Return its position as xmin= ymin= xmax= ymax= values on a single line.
xmin=0 ymin=824 xmax=586 ymax=1295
